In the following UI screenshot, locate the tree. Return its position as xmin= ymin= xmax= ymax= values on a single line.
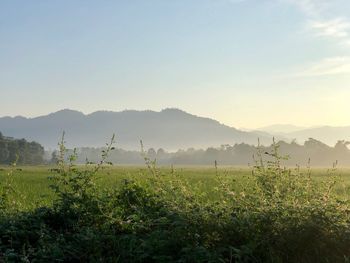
xmin=147 ymin=148 xmax=157 ymax=159
xmin=51 ymin=150 xmax=59 ymax=164
xmin=0 ymin=141 xmax=9 ymax=163
xmin=0 ymin=132 xmax=45 ymax=165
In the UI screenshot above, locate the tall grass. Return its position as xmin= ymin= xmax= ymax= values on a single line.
xmin=0 ymin=138 xmax=350 ymax=262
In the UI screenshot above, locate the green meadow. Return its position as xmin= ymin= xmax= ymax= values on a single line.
xmin=1 ymin=165 xmax=350 ymax=210
xmin=0 ymin=165 xmax=252 ymax=211
xmin=2 ymin=151 xmax=350 ymax=262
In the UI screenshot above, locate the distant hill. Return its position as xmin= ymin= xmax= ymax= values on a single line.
xmin=257 ymin=124 xmax=307 ymax=134
xmin=0 ymin=109 xmax=273 ymax=150
xmin=257 ymin=124 xmax=350 ymax=146
xmin=284 ymin=126 xmax=350 ymax=146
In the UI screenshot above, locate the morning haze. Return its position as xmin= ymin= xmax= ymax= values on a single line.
xmin=2 ymin=1 xmax=350 ymax=262
xmin=1 ymin=0 xmax=350 ymax=129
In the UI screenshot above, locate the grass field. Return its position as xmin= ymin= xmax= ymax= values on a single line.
xmin=0 ymin=165 xmax=251 ymax=211
xmin=2 ymin=157 xmax=350 ymax=262
xmin=1 ymin=164 xmax=350 ymax=211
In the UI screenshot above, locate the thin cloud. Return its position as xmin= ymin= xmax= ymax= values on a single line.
xmin=298 ymin=57 xmax=350 ymax=77
xmin=310 ymin=18 xmax=350 ymax=38
xmin=285 ymin=0 xmax=329 ymax=17
xmin=285 ymin=0 xmax=350 ymax=79
xmin=286 ymin=0 xmax=350 ymax=45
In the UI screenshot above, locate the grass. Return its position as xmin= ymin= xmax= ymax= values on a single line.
xmin=1 ymin=165 xmax=350 ymax=211
xmin=0 ymin=165 xmax=249 ymax=211
xmin=2 ymin=141 xmax=350 ymax=262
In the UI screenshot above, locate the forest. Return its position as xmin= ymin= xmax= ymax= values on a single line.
xmin=0 ymin=132 xmax=44 ymax=165
xmin=60 ymin=138 xmax=350 ymax=167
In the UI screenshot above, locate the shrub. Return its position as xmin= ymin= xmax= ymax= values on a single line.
xmin=0 ymin=138 xmax=350 ymax=262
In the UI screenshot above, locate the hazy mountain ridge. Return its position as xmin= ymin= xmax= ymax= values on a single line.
xmin=258 ymin=124 xmax=350 ymax=146
xmin=257 ymin=124 xmax=307 ymax=134
xmin=285 ymin=126 xmax=350 ymax=146
xmin=0 ymin=109 xmax=274 ymax=150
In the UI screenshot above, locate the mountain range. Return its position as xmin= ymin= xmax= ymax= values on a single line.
xmin=256 ymin=125 xmax=350 ymax=146
xmin=0 ymin=109 xmax=349 ymax=150
xmin=0 ymin=109 xmax=273 ymax=150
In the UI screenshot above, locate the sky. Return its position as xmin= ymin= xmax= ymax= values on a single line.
xmin=1 ymin=0 xmax=350 ymax=129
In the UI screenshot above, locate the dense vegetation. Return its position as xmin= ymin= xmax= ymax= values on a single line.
xmin=63 ymin=138 xmax=350 ymax=166
xmin=1 ymin=138 xmax=350 ymax=262
xmin=0 ymin=132 xmax=44 ymax=165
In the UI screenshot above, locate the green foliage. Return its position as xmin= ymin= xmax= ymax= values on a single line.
xmin=66 ymin=137 xmax=350 ymax=166
xmin=225 ymin=139 xmax=350 ymax=262
xmin=1 ymin=138 xmax=350 ymax=262
xmin=0 ymin=158 xmax=17 ymax=213
xmin=0 ymin=132 xmax=44 ymax=165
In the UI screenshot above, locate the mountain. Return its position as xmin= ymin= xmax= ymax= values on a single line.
xmin=256 ymin=124 xmax=350 ymax=146
xmin=0 ymin=109 xmax=273 ymax=150
xmin=284 ymin=126 xmax=350 ymax=146
xmin=257 ymin=124 xmax=307 ymax=134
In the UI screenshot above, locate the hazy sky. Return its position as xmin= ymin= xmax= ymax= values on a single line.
xmin=1 ymin=0 xmax=350 ymax=129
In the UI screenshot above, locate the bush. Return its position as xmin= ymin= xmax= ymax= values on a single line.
xmin=0 ymin=138 xmax=350 ymax=262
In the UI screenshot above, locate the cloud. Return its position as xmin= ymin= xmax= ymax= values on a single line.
xmin=286 ymin=0 xmax=329 ymax=17
xmin=286 ymin=0 xmax=350 ymax=45
xmin=309 ymin=18 xmax=350 ymax=39
xmin=281 ymin=1 xmax=350 ymax=78
xmin=282 ymin=0 xmax=333 ymax=18
xmin=298 ymin=57 xmax=350 ymax=77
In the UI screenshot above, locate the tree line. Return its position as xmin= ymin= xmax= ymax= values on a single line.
xmin=0 ymin=132 xmax=44 ymax=165
xmin=53 ymin=138 xmax=350 ymax=167
xmin=1 ymin=130 xmax=349 ymax=166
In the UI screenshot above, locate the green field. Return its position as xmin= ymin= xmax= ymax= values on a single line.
xmin=0 ymin=165 xmax=252 ymax=211
xmin=2 ymin=159 xmax=350 ymax=262
xmin=0 ymin=166 xmax=350 ymax=210
xmin=1 ymin=165 xmax=350 ymax=210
